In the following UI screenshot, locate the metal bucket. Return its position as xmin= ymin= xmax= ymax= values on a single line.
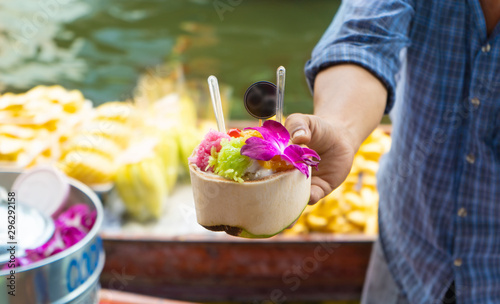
xmin=0 ymin=171 xmax=105 ymax=304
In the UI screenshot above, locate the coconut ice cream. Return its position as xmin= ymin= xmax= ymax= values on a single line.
xmin=189 ymin=120 xmax=320 ymax=238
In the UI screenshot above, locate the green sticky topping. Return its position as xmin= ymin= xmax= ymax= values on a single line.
xmin=208 ymin=138 xmax=251 ymax=183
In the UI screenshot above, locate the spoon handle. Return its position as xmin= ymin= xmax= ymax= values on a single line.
xmin=208 ymin=75 xmax=226 ymax=132
xmin=276 ymin=66 xmax=286 ymax=124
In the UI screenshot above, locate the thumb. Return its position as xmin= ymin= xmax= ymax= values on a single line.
xmin=285 ymin=113 xmax=312 ymax=145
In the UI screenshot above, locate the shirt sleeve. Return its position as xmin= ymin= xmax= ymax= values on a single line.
xmin=305 ymin=0 xmax=414 ymax=113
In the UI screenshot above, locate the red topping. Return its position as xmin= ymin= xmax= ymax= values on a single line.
xmin=227 ymin=128 xmax=242 ymax=138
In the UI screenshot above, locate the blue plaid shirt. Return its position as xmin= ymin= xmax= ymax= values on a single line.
xmin=305 ymin=1 xmax=500 ymax=303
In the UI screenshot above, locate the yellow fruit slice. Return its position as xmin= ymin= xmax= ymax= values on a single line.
xmin=346 ymin=210 xmax=367 ymax=227
xmin=362 ymin=174 xmax=378 ymax=187
xmin=0 ymin=136 xmax=25 ymax=156
xmin=95 ymin=102 xmax=135 ymax=123
xmin=285 ymin=223 xmax=308 ymax=235
xmin=364 ymin=214 xmax=378 ymax=235
xmin=358 ymin=142 xmax=384 ymax=161
xmin=61 ymin=134 xmax=122 ymax=160
xmin=306 ymin=214 xmax=328 ymax=230
xmin=344 ymin=191 xmax=364 ymax=209
xmin=83 ymin=120 xmax=131 ymax=148
xmin=361 ymin=160 xmax=380 ymax=175
xmin=59 ymin=151 xmax=116 ymax=185
xmin=155 ymin=132 xmax=179 ymax=192
xmin=0 ymin=125 xmax=37 ymax=139
xmin=361 ymin=187 xmax=379 ymax=208
xmin=114 ymin=137 xmax=168 ymax=221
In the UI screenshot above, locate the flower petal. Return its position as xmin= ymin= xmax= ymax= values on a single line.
xmin=282 ymin=145 xmax=304 ymax=163
xmin=262 ymin=120 xmax=290 ymax=145
xmin=279 ymin=153 xmax=310 ymax=178
xmin=293 ymin=162 xmax=310 ymax=178
xmin=294 ymin=163 xmax=310 ymax=178
xmin=301 ymin=147 xmax=321 ymax=160
xmin=245 ymin=120 xmax=290 ymax=151
xmin=60 ymin=226 xmax=87 ymax=247
xmin=241 ymin=121 xmax=320 ymax=178
xmin=241 ymin=137 xmax=281 ymax=161
xmin=284 ymin=145 xmax=320 ymax=169
xmin=302 ymin=158 xmax=320 ymax=168
xmin=0 ymin=203 xmax=97 ymax=269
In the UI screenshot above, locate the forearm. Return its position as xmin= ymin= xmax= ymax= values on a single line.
xmin=313 ymin=64 xmax=387 ymax=151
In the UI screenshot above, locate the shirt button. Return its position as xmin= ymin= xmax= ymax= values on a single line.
xmin=470 ymin=97 xmax=480 ymax=108
xmin=454 ymin=258 xmax=463 ymax=267
xmin=466 ymin=154 xmax=475 ymax=164
xmin=482 ymin=43 xmax=491 ymax=52
xmin=457 ymin=207 xmax=467 ymax=217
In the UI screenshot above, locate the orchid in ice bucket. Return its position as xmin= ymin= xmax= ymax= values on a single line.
xmin=240 ymin=120 xmax=320 ymax=177
xmin=1 ymin=203 xmax=96 ymax=270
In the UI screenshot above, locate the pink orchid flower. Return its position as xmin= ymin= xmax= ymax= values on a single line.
xmin=1 ymin=203 xmax=96 ymax=269
xmin=56 ymin=204 xmax=96 ymax=231
xmin=240 ymin=120 xmax=320 ymax=177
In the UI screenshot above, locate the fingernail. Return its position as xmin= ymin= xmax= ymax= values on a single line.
xmin=292 ymin=129 xmax=305 ymax=138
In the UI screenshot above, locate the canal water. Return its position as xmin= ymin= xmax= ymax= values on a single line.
xmin=0 ymin=0 xmax=340 ymax=119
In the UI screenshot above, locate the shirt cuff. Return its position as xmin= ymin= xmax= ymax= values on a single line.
xmin=305 ymin=43 xmax=398 ymax=114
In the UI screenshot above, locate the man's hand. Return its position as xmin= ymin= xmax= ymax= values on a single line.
xmin=286 ymin=114 xmax=356 ymax=204
xmin=289 ymin=64 xmax=388 ymax=204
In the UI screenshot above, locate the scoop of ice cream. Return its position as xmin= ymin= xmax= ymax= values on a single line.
xmin=188 ymin=129 xmax=230 ymax=171
xmin=209 ymin=137 xmax=251 ymax=183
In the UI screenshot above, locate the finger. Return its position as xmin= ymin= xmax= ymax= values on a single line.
xmin=285 ymin=113 xmax=312 ymax=145
xmin=308 ymin=176 xmax=333 ymax=205
xmin=309 ymin=185 xmax=324 ymax=205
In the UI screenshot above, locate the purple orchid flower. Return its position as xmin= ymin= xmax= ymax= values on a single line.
xmin=55 ymin=204 xmax=93 ymax=247
xmin=60 ymin=226 xmax=87 ymax=247
xmin=1 ymin=203 xmax=96 ymax=270
xmin=240 ymin=120 xmax=320 ymax=177
xmin=56 ymin=204 xmax=96 ymax=232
